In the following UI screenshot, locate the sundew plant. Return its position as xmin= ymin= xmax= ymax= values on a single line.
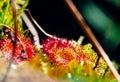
xmin=0 ymin=0 xmax=119 ymax=82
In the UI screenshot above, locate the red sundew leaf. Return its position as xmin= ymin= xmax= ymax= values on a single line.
xmin=0 ymin=37 xmax=36 ymax=63
xmin=0 ymin=39 xmax=6 ymax=48
xmin=42 ymin=37 xmax=72 ymax=54
xmin=0 ymin=39 xmax=14 ymax=60
xmin=14 ymin=37 xmax=36 ymax=63
xmin=74 ymin=45 xmax=86 ymax=63
xmin=21 ymin=38 xmax=36 ymax=60
xmin=14 ymin=43 xmax=23 ymax=57
xmin=53 ymin=48 xmax=76 ymax=65
xmin=42 ymin=37 xmax=85 ymax=65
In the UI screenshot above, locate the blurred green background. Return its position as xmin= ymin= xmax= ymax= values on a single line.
xmin=28 ymin=0 xmax=120 ymax=67
xmin=73 ymin=0 xmax=120 ymax=63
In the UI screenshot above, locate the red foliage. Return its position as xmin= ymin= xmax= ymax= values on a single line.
xmin=0 ymin=39 xmax=14 ymax=60
xmin=0 ymin=37 xmax=36 ymax=63
xmin=42 ymin=37 xmax=71 ymax=54
xmin=42 ymin=37 xmax=85 ymax=65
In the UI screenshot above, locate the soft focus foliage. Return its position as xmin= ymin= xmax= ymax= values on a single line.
xmin=0 ymin=0 xmax=29 ymax=31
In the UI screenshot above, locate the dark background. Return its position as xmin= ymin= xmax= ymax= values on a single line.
xmin=27 ymin=0 xmax=120 ymax=66
xmin=27 ymin=0 xmax=84 ymax=40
